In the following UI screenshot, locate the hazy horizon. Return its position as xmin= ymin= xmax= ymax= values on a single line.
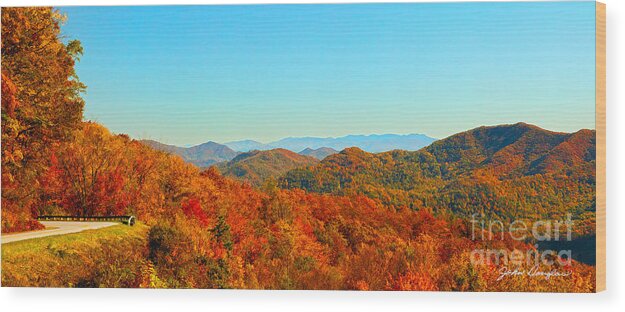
xmin=140 ymin=121 xmax=598 ymax=148
xmin=152 ymin=132 xmax=437 ymax=148
xmin=60 ymin=2 xmax=596 ymax=146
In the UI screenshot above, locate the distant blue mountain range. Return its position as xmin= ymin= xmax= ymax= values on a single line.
xmin=142 ymin=133 xmax=437 ymax=167
xmin=224 ymin=133 xmax=437 ymax=153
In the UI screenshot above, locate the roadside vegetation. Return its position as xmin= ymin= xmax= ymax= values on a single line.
xmin=2 ymin=224 xmax=148 ymax=287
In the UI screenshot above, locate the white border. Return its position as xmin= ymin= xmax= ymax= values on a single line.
xmin=1 ymin=1 xmax=623 ymax=311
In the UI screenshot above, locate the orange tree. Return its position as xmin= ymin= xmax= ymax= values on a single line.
xmin=2 ymin=7 xmax=85 ymax=231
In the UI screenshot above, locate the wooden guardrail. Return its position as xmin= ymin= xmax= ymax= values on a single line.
xmin=37 ymin=215 xmax=136 ymax=226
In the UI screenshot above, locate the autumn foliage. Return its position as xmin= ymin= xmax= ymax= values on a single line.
xmin=2 ymin=7 xmax=84 ymax=232
xmin=1 ymin=7 xmax=596 ymax=292
xmin=281 ymin=124 xmax=597 ymax=237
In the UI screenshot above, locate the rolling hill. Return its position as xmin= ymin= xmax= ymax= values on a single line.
xmin=217 ymin=148 xmax=319 ymax=186
xmin=140 ymin=140 xmax=239 ymax=167
xmin=146 ymin=132 xmax=435 ymax=167
xmin=281 ymin=123 xmax=596 ymax=227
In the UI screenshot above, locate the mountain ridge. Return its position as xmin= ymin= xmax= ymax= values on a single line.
xmin=217 ymin=148 xmax=319 ymax=186
xmin=298 ymin=147 xmax=339 ymax=160
xmin=140 ymin=139 xmax=239 ymax=167
xmin=281 ymin=122 xmax=596 ymax=224
xmin=224 ymin=133 xmax=436 ymax=153
xmin=142 ymin=132 xmax=437 ymax=166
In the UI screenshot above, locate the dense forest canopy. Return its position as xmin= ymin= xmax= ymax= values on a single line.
xmin=281 ymin=123 xmax=596 ymax=236
xmin=216 ymin=148 xmax=319 ymax=187
xmin=1 ymin=7 xmax=596 ymax=291
xmin=2 ymin=7 xmax=85 ymax=231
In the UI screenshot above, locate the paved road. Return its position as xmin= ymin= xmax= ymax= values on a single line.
xmin=1 ymin=221 xmax=118 ymax=244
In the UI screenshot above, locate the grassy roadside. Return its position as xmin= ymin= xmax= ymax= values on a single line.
xmin=1 ymin=223 xmax=149 ymax=287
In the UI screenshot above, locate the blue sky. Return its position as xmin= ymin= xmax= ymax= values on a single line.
xmin=59 ymin=2 xmax=596 ymax=146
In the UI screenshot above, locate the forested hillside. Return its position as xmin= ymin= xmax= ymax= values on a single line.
xmin=216 ymin=148 xmax=319 ymax=186
xmin=281 ymin=123 xmax=596 ymax=235
xmin=1 ymin=7 xmax=596 ymax=291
